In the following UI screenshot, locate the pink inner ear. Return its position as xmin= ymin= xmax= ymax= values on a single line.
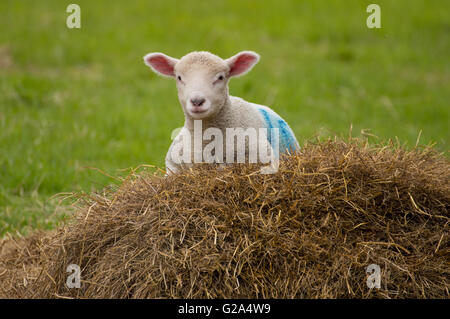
xmin=229 ymin=53 xmax=257 ymax=76
xmin=147 ymin=55 xmax=174 ymax=76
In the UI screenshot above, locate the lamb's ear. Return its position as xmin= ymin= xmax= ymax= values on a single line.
xmin=226 ymin=51 xmax=260 ymax=77
xmin=143 ymin=53 xmax=179 ymax=77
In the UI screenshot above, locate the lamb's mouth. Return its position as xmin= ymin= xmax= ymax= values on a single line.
xmin=190 ymin=107 xmax=208 ymax=114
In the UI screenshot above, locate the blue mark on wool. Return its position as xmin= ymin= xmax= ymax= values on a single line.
xmin=277 ymin=119 xmax=297 ymax=153
xmin=258 ymin=107 xmax=299 ymax=154
xmin=258 ymin=108 xmax=273 ymax=145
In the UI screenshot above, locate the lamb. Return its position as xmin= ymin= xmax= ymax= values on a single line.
xmin=143 ymin=50 xmax=300 ymax=174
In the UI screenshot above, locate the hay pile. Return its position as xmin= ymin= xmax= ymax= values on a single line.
xmin=1 ymin=139 xmax=449 ymax=298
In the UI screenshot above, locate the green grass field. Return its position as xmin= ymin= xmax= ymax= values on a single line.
xmin=0 ymin=0 xmax=449 ymax=236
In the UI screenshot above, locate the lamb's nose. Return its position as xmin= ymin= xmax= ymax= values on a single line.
xmin=191 ymin=98 xmax=206 ymax=107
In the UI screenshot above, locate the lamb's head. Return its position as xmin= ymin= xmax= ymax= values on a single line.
xmin=144 ymin=51 xmax=259 ymax=120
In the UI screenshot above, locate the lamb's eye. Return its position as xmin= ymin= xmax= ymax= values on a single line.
xmin=218 ymin=75 xmax=224 ymax=80
xmin=177 ymin=75 xmax=182 ymax=81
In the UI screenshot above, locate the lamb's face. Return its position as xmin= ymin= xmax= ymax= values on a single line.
xmin=144 ymin=51 xmax=260 ymax=120
xmin=174 ymin=53 xmax=229 ymax=119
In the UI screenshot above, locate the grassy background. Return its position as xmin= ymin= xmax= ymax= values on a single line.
xmin=0 ymin=0 xmax=449 ymax=236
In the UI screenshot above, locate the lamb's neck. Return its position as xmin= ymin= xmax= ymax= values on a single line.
xmin=184 ymin=97 xmax=232 ymax=132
